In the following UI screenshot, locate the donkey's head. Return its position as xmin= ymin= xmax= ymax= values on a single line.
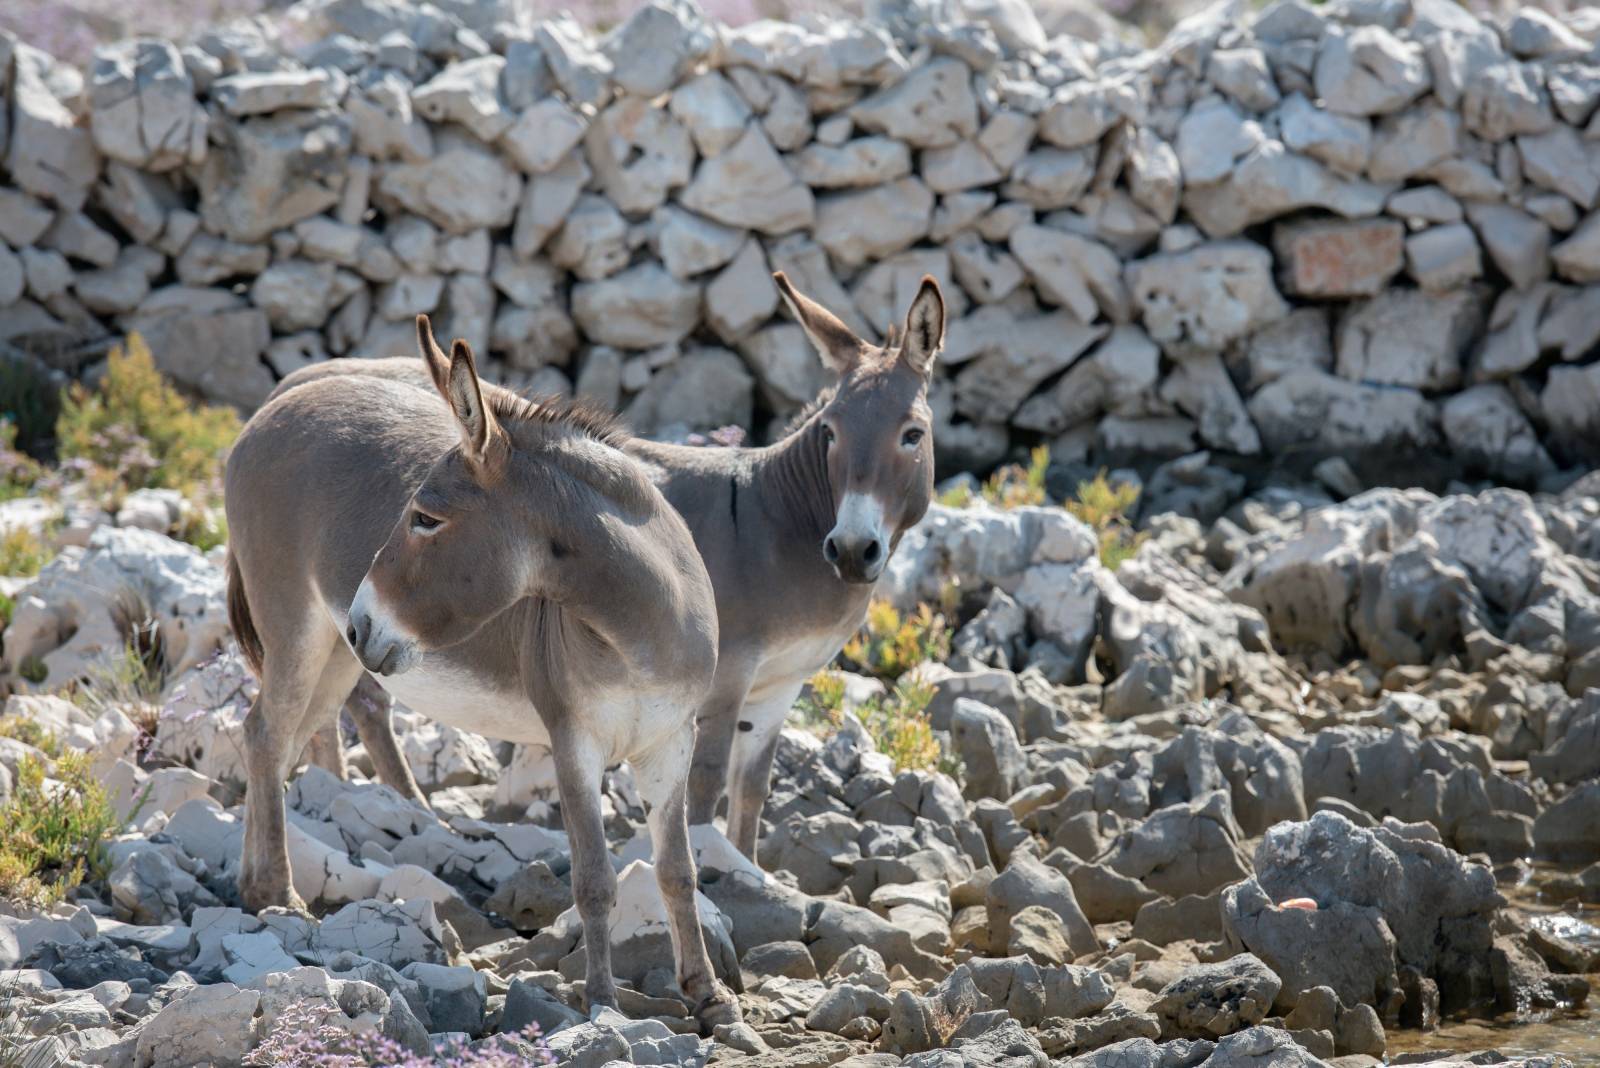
xmin=775 ymin=271 xmax=945 ymax=585
xmin=345 ymin=317 xmax=542 ymax=676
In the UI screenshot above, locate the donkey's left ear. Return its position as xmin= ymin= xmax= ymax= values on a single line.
xmin=900 ymin=276 xmax=945 ymax=377
xmin=441 ymin=339 xmax=499 ymax=462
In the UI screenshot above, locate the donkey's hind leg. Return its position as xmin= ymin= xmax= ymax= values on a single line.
xmin=306 ymin=719 xmax=347 ymax=780
xmin=344 ymin=674 xmax=429 ymax=806
xmin=637 ymin=731 xmax=741 ymax=1033
xmin=240 ymin=632 xmax=364 ymax=913
xmin=551 ymin=726 xmax=619 ymax=1016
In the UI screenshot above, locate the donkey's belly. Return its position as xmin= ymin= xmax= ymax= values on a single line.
xmin=377 ymin=659 xmax=552 ymax=747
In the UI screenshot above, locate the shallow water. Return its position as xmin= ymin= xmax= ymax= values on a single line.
xmin=1387 ymin=866 xmax=1600 ymax=1063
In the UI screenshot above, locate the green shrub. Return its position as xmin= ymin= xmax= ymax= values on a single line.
xmin=56 ymin=334 xmax=239 ymax=497
xmin=797 ymin=669 xmax=847 ymax=731
xmin=842 ymin=600 xmax=951 ymax=683
xmin=175 ymin=507 xmax=228 ymax=554
xmin=0 ymin=716 xmax=60 ymax=758
xmin=983 ymin=445 xmax=1051 ymax=508
xmin=0 ymin=423 xmax=43 ymax=503
xmin=0 ymin=750 xmax=121 ymax=907
xmin=0 ymin=528 xmax=47 ymax=577
xmin=858 ymin=678 xmax=955 ymax=775
xmin=1067 ymin=470 xmax=1147 ymax=570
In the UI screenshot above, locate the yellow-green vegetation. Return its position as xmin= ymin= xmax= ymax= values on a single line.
xmin=842 ymin=600 xmax=951 ymax=682
xmin=56 ymin=334 xmax=239 ymax=498
xmin=797 ymin=670 xmax=951 ymax=775
xmin=983 ymin=445 xmax=1051 ymax=508
xmin=0 ymin=751 xmax=120 ymax=907
xmin=0 ymin=423 xmax=43 ymax=503
xmin=1067 ymin=470 xmax=1147 ymax=570
xmin=859 ymin=678 xmax=953 ymax=775
xmin=937 ymin=446 xmax=1053 ymax=510
xmin=0 ymin=528 xmax=47 ymax=578
xmin=0 ymin=715 xmax=60 ymax=758
xmin=796 ymin=668 xmax=847 ymax=730
xmin=175 ymin=507 xmax=228 ymax=554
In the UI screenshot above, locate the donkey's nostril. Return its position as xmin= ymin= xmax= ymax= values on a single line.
xmin=346 ymin=622 xmax=359 ymax=648
xmin=863 ymin=540 xmax=882 ymax=564
xmin=823 ymin=536 xmax=840 ymax=563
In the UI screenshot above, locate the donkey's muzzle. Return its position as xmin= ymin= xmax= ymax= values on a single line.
xmin=346 ymin=606 xmax=407 ymax=675
xmin=823 ymin=532 xmax=884 ymax=584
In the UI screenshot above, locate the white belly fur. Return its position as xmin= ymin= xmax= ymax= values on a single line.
xmin=376 ymin=655 xmax=699 ymax=766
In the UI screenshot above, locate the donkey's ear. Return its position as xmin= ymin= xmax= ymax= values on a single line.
xmin=900 ymin=276 xmax=945 ymax=378
xmin=416 ymin=314 xmax=451 ymax=393
xmin=773 ymin=271 xmax=865 ymax=376
xmin=440 ymin=339 xmax=499 ymax=461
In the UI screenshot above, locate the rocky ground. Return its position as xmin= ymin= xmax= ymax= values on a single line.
xmin=0 ymin=464 xmax=1597 ymax=1067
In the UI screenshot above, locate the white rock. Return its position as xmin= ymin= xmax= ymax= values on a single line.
xmin=850 ymin=58 xmax=977 ymax=148
xmin=6 ymin=527 xmax=227 ymax=693
xmin=89 ymin=40 xmax=206 ymax=171
xmin=573 ymin=264 xmax=701 ymax=350
xmin=8 ymin=47 xmax=99 ymax=211
xmin=653 ymin=206 xmax=745 ymax=279
xmin=376 ymin=130 xmax=521 ymax=234
xmin=212 ymin=69 xmax=341 ymax=116
xmin=1442 ymin=384 xmax=1556 ymax=482
xmin=1551 ymin=209 xmax=1600 ymax=282
xmin=1010 ymin=225 xmax=1127 ymax=323
xmin=1248 ymin=370 xmax=1438 ymax=453
xmin=133 ymin=982 xmax=260 ymax=1068
xmin=679 ymin=124 xmax=814 ymax=235
xmin=1406 ymin=223 xmax=1483 ymax=291
xmin=314 ymin=898 xmax=452 ymax=968
xmin=794 ymin=137 xmax=912 ymax=188
xmin=814 ymin=178 xmax=932 ymax=269
xmin=1127 ymin=240 xmax=1288 ymax=350
xmin=500 ymin=97 xmax=587 ymax=174
xmin=1315 ymin=26 xmax=1430 ymax=116
xmin=585 ymin=97 xmax=694 ymax=216
xmin=411 ymin=56 xmax=511 ymax=142
xmin=669 ymin=72 xmax=752 ymax=159
xmin=1334 ymin=288 xmax=1484 ymax=390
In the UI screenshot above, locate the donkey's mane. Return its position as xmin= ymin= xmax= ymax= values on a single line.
xmin=779 ymin=386 xmax=837 ymax=439
xmin=490 ymin=390 xmax=628 ymax=450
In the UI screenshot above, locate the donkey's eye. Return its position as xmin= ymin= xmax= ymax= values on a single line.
xmin=822 ymin=425 xmax=836 ymax=447
xmin=901 ymin=427 xmax=925 ymax=447
xmin=411 ymin=511 xmax=443 ymax=534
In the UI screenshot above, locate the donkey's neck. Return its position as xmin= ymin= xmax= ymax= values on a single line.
xmin=753 ymin=416 xmax=836 ymax=546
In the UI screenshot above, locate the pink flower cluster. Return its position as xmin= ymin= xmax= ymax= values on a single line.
xmin=245 ymin=1000 xmax=555 ymax=1068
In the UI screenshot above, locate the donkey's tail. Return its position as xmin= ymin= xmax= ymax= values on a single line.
xmin=226 ymin=551 xmax=264 ymax=677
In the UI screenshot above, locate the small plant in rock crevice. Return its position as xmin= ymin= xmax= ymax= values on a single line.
xmin=796 ymin=669 xmax=847 ymax=731
xmin=936 ymin=447 xmax=1053 ymax=511
xmin=0 ymin=528 xmax=49 ymax=578
xmin=842 ymin=600 xmax=951 ymax=683
xmin=1067 ymin=470 xmax=1147 ymax=571
xmin=0 ymin=715 xmax=60 ymax=758
xmin=0 ymin=750 xmax=121 ymax=907
xmin=857 ymin=678 xmax=955 ymax=776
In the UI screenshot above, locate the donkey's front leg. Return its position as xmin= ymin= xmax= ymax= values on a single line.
xmin=344 ymin=674 xmax=429 ymax=806
xmin=552 ymin=728 xmax=619 ymax=1015
xmin=638 ymin=736 xmax=741 ymax=1033
xmin=724 ymin=684 xmax=803 ymax=859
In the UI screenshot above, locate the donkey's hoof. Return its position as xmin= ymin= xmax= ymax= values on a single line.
xmin=239 ymin=881 xmax=309 ymax=917
xmin=693 ymin=987 xmax=743 ymax=1033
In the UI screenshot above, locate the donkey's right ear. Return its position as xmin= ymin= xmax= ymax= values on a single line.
xmin=441 ymin=339 xmax=500 ymax=462
xmin=773 ymin=271 xmax=865 ymax=376
xmin=416 ymin=314 xmax=451 ymax=393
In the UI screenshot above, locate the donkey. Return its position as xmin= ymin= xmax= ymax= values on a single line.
xmin=628 ymin=273 xmax=945 ymax=855
xmin=286 ymin=275 xmax=945 ymax=859
xmin=223 ymin=318 xmax=740 ymax=1027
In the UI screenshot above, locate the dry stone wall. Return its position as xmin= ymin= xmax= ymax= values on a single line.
xmin=2 ymin=0 xmax=1600 ymax=480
